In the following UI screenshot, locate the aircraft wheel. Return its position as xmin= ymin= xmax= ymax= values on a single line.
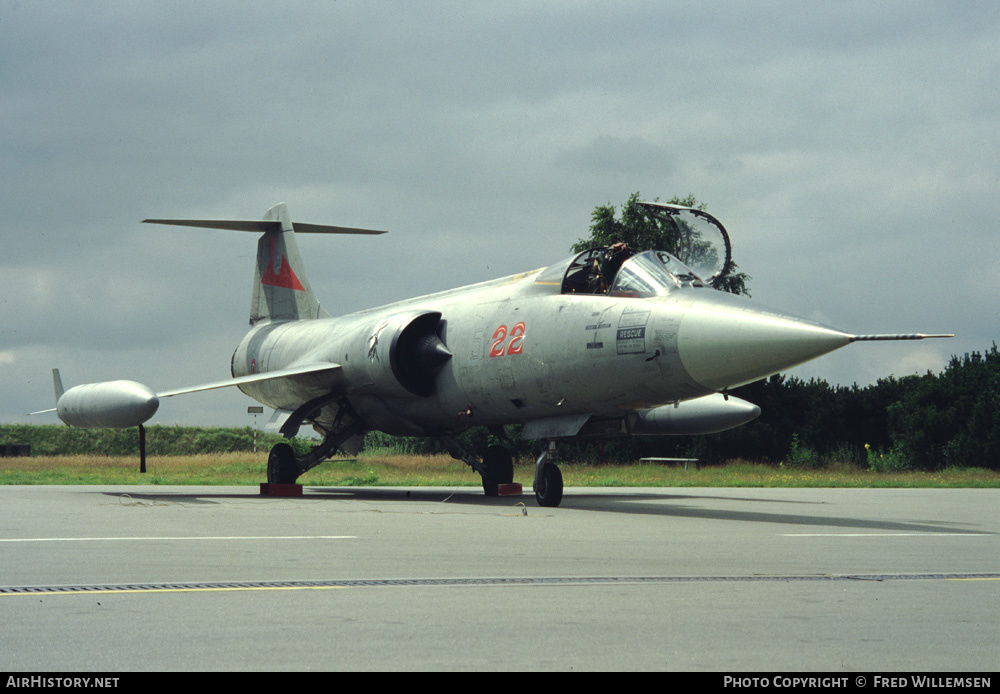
xmin=483 ymin=445 xmax=514 ymax=484
xmin=267 ymin=442 xmax=298 ymax=484
xmin=535 ymin=464 xmax=563 ymax=508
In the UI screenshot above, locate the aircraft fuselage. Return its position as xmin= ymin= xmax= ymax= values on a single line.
xmin=232 ymin=265 xmax=847 ymax=437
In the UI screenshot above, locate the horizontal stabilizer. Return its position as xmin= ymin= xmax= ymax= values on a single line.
xmin=27 ymin=369 xmax=67 ymax=415
xmin=157 ymin=363 xmax=341 ymax=398
xmin=142 ymin=218 xmax=387 ymax=235
xmin=850 ymin=334 xmax=954 ymax=342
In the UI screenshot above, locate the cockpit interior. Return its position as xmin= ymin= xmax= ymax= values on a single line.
xmin=560 ymin=248 xmax=705 ymax=296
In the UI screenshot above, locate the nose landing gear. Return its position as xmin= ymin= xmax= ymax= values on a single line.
xmin=442 ymin=436 xmax=563 ymax=506
xmin=532 ymin=440 xmax=563 ymax=507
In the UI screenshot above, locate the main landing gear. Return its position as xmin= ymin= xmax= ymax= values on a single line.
xmin=267 ymin=442 xmax=298 ymax=484
xmin=266 ymin=419 xmax=365 ymax=485
xmin=442 ymin=437 xmax=564 ymax=507
xmin=482 ymin=445 xmax=515 ymax=496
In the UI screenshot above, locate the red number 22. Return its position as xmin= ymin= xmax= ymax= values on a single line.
xmin=490 ymin=322 xmax=525 ymax=357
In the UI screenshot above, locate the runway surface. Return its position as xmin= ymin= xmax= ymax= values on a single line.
xmin=1 ymin=484 xmax=997 ymax=671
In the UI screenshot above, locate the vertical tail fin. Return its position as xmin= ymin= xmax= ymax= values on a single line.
xmin=142 ymin=203 xmax=386 ymax=326
xmin=250 ymin=203 xmax=328 ymax=324
xmin=52 ymin=368 xmax=65 ymax=402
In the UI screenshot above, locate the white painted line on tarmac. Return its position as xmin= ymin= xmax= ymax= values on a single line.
xmin=2 ymin=585 xmax=352 ymax=596
xmin=0 ymin=535 xmax=357 ymax=543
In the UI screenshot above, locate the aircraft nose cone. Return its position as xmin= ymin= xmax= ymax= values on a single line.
xmin=677 ymin=295 xmax=851 ymax=391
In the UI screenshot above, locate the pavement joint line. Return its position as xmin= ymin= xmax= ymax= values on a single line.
xmin=3 ymin=573 xmax=1000 ymax=595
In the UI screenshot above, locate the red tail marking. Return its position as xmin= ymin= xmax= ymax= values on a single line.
xmin=261 ymin=235 xmax=305 ymax=291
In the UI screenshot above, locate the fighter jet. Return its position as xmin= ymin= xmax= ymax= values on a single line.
xmin=38 ymin=202 xmax=951 ymax=506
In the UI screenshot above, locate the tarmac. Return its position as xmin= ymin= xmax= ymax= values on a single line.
xmin=1 ymin=484 xmax=997 ymax=671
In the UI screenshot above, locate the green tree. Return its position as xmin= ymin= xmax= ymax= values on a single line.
xmin=572 ymin=192 xmax=751 ymax=296
xmin=888 ymin=345 xmax=1000 ymax=469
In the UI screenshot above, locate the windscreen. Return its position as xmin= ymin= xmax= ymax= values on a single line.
xmin=609 ymin=251 xmax=702 ymax=297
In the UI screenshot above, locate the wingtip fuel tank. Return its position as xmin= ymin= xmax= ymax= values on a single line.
xmin=56 ymin=380 xmax=159 ymax=429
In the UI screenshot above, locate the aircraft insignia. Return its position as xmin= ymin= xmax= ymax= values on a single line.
xmin=260 ymin=235 xmax=305 ymax=291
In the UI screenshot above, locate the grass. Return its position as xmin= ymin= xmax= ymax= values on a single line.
xmin=1 ymin=453 xmax=998 ymax=488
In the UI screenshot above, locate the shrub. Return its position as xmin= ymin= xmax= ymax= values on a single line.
xmin=786 ymin=434 xmax=823 ymax=468
xmin=866 ymin=443 xmax=911 ymax=472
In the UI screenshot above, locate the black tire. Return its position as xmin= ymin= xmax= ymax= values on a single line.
xmin=535 ymin=464 xmax=563 ymax=507
xmin=267 ymin=443 xmax=298 ymax=484
xmin=483 ymin=445 xmax=514 ymax=485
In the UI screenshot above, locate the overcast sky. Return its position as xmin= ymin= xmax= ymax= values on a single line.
xmin=2 ymin=1 xmax=997 ymax=430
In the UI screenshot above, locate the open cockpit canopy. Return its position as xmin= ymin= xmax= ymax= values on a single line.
xmin=534 ymin=204 xmax=733 ymax=297
xmin=636 ymin=202 xmax=732 ymax=283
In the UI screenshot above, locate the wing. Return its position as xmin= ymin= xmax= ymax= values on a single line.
xmin=36 ymin=363 xmax=342 ymax=429
xmin=156 ymin=363 xmax=341 ymax=398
